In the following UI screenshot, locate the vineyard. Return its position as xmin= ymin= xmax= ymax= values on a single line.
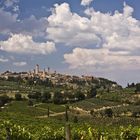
xmin=1 ymin=121 xmax=140 ymax=140
xmin=1 ymin=80 xmax=140 ymax=139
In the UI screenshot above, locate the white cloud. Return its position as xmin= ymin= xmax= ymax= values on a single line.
xmin=47 ymin=3 xmax=101 ymax=47
xmin=0 ymin=34 xmax=56 ymax=55
xmin=64 ymin=48 xmax=140 ymax=70
xmin=0 ymin=57 xmax=9 ymax=62
xmin=81 ymin=0 xmax=93 ymax=6
xmin=46 ymin=3 xmax=140 ymax=71
xmin=13 ymin=61 xmax=27 ymax=66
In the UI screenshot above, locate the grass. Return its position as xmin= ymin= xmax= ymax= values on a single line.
xmin=1 ymin=79 xmax=140 ymax=131
xmin=36 ymin=103 xmax=66 ymax=113
xmin=0 ymin=101 xmax=47 ymax=117
xmin=71 ymin=98 xmax=120 ymax=110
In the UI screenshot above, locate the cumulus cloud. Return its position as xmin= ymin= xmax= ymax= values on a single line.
xmin=81 ymin=0 xmax=93 ymax=6
xmin=13 ymin=61 xmax=27 ymax=66
xmin=47 ymin=3 xmax=140 ymax=71
xmin=64 ymin=48 xmax=140 ymax=70
xmin=47 ymin=3 xmax=101 ymax=47
xmin=0 ymin=34 xmax=56 ymax=55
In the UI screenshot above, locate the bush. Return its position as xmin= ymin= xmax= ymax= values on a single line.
xmin=15 ymin=93 xmax=22 ymax=101
xmin=75 ymin=91 xmax=85 ymax=101
xmin=104 ymin=108 xmax=113 ymax=117
xmin=73 ymin=116 xmax=78 ymax=123
xmin=28 ymin=100 xmax=33 ymax=106
xmin=28 ymin=92 xmax=41 ymax=100
xmin=0 ymin=95 xmax=10 ymax=106
xmin=1 ymin=121 xmax=32 ymax=140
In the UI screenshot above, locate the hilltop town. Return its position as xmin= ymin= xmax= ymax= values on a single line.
xmin=0 ymin=64 xmax=119 ymax=89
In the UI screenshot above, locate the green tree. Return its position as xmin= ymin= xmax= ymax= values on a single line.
xmin=65 ymin=105 xmax=69 ymax=122
xmin=28 ymin=92 xmax=41 ymax=100
xmin=104 ymin=108 xmax=113 ymax=117
xmin=15 ymin=93 xmax=22 ymax=101
xmin=41 ymin=92 xmax=51 ymax=102
xmin=75 ymin=91 xmax=85 ymax=101
xmin=73 ymin=116 xmax=78 ymax=123
xmin=136 ymin=83 xmax=140 ymax=93
xmin=53 ymin=91 xmax=64 ymax=104
xmin=47 ymin=106 xmax=50 ymax=117
xmin=28 ymin=100 xmax=33 ymax=106
xmin=88 ymin=87 xmax=97 ymax=98
xmin=0 ymin=95 xmax=10 ymax=106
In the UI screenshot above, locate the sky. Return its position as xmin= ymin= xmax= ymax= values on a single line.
xmin=0 ymin=0 xmax=140 ymax=86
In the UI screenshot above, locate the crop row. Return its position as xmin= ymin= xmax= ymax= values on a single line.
xmin=0 ymin=121 xmax=140 ymax=140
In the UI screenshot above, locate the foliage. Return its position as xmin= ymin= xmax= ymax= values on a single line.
xmin=0 ymin=95 xmax=10 ymax=107
xmin=136 ymin=83 xmax=140 ymax=93
xmin=0 ymin=121 xmax=32 ymax=140
xmin=88 ymin=87 xmax=97 ymax=98
xmin=104 ymin=108 xmax=113 ymax=117
xmin=1 ymin=121 xmax=140 ymax=140
xmin=34 ymin=126 xmax=65 ymax=140
xmin=41 ymin=91 xmax=51 ymax=102
xmin=53 ymin=91 xmax=64 ymax=104
xmin=15 ymin=93 xmax=22 ymax=101
xmin=28 ymin=100 xmax=33 ymax=106
xmin=73 ymin=116 xmax=78 ymax=123
xmin=75 ymin=90 xmax=85 ymax=101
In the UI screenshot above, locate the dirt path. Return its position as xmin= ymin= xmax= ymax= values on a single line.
xmin=69 ymin=103 xmax=129 ymax=114
xmin=37 ymin=111 xmax=66 ymax=118
xmin=93 ymin=103 xmax=129 ymax=112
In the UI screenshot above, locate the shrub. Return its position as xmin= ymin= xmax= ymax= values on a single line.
xmin=104 ymin=108 xmax=113 ymax=117
xmin=28 ymin=100 xmax=33 ymax=106
xmin=15 ymin=93 xmax=22 ymax=101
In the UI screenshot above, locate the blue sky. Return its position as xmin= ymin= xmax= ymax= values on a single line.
xmin=0 ymin=0 xmax=140 ymax=86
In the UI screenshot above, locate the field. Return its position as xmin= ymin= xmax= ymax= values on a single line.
xmin=1 ymin=79 xmax=140 ymax=139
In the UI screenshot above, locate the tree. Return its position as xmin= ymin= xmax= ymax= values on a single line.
xmin=28 ymin=92 xmax=41 ymax=100
xmin=136 ymin=83 xmax=140 ymax=93
xmin=0 ymin=95 xmax=10 ymax=106
xmin=73 ymin=116 xmax=78 ymax=123
xmin=104 ymin=108 xmax=113 ymax=117
xmin=65 ymin=105 xmax=69 ymax=122
xmin=47 ymin=106 xmax=50 ymax=117
xmin=28 ymin=100 xmax=33 ymax=106
xmin=15 ymin=93 xmax=22 ymax=101
xmin=88 ymin=87 xmax=97 ymax=98
xmin=41 ymin=92 xmax=51 ymax=102
xmin=53 ymin=91 xmax=64 ymax=104
xmin=75 ymin=91 xmax=85 ymax=101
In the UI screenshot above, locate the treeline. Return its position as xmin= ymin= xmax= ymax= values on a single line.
xmin=6 ymin=76 xmax=53 ymax=87
xmin=27 ymin=87 xmax=97 ymax=104
xmin=127 ymin=82 xmax=140 ymax=93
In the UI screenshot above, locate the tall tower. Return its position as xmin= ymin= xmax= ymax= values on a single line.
xmin=48 ymin=67 xmax=50 ymax=74
xmin=35 ymin=64 xmax=39 ymax=75
xmin=43 ymin=68 xmax=46 ymax=78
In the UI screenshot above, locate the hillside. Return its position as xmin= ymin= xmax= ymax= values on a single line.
xmin=0 ymin=77 xmax=140 ymax=139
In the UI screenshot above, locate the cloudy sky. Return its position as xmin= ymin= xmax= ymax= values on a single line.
xmin=0 ymin=0 xmax=140 ymax=86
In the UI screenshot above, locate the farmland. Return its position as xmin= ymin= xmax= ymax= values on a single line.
xmin=0 ymin=79 xmax=140 ymax=139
